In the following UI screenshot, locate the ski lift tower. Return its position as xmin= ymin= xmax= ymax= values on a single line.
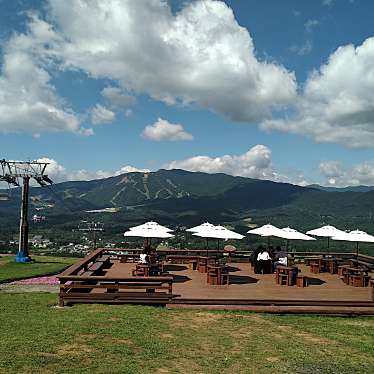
xmin=0 ymin=159 xmax=53 ymax=262
xmin=78 ymin=221 xmax=104 ymax=249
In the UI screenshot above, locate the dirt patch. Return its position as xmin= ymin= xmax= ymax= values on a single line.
xmin=75 ymin=334 xmax=97 ymax=343
xmin=57 ymin=343 xmax=94 ymax=356
xmin=155 ymin=358 xmax=203 ymax=374
xmin=266 ymin=356 xmax=280 ymax=363
xmin=278 ymin=325 xmax=292 ymax=332
xmin=160 ymin=333 xmax=174 ymax=339
xmin=295 ymin=333 xmax=330 ymax=344
xmin=170 ymin=311 xmax=223 ymax=329
xmin=174 ymin=358 xmax=203 ymax=373
xmin=36 ymin=352 xmax=60 ymax=358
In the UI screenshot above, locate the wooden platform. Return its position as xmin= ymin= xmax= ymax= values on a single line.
xmin=58 ymin=249 xmax=374 ymax=315
xmin=105 ymin=260 xmax=374 ymax=314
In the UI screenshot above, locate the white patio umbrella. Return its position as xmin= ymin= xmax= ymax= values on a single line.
xmin=124 ymin=222 xmax=174 ymax=247
xmin=186 ymin=222 xmax=215 ymax=253
xmin=331 ymin=229 xmax=374 ymax=258
xmin=128 ymin=221 xmax=173 ymax=232
xmin=281 ymin=227 xmax=316 ymax=241
xmin=247 ymin=224 xmax=287 ymax=247
xmin=192 ymin=225 xmax=244 ymax=255
xmin=306 ymin=225 xmax=346 ymax=252
xmin=186 ymin=222 xmax=215 ymax=232
xmin=281 ymin=227 xmax=315 ymax=252
xmin=247 ymin=224 xmax=286 ymax=237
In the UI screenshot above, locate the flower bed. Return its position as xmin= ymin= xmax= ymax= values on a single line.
xmin=11 ymin=276 xmax=59 ymax=285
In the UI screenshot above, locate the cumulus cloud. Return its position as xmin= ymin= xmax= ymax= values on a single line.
xmin=0 ymin=15 xmax=85 ymax=135
xmin=41 ymin=0 xmax=296 ymax=123
xmin=114 ymin=165 xmax=150 ymax=174
xmin=38 ymin=158 xmax=149 ymax=183
xmin=262 ymin=37 xmax=374 ymax=148
xmin=101 ymin=87 xmax=136 ymax=110
xmin=142 ymin=118 xmax=193 ymax=141
xmin=165 ymin=145 xmax=280 ymax=180
xmin=91 ymin=104 xmax=115 ymax=125
xmin=319 ymin=160 xmax=374 ymax=187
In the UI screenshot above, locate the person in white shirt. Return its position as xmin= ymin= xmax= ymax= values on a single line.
xmin=257 ymin=249 xmax=271 ymax=274
xmin=139 ymin=252 xmax=148 ymax=264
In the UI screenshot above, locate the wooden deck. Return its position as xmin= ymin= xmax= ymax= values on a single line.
xmin=107 ymin=260 xmax=372 ymax=302
xmin=58 ymin=248 xmax=374 ymax=314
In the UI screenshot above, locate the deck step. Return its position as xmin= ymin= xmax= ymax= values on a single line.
xmin=167 ymin=304 xmax=374 ymax=315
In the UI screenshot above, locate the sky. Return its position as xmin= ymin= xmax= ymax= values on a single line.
xmin=1 ymin=0 xmax=374 ymax=187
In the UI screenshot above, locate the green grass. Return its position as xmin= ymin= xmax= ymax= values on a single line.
xmin=0 ymin=256 xmax=76 ymax=282
xmin=0 ymin=293 xmax=373 ymax=373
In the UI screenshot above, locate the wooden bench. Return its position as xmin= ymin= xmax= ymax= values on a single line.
xmin=120 ymin=254 xmax=140 ymax=263
xmin=349 ymin=259 xmax=373 ymax=271
xmin=88 ymin=261 xmax=106 ymax=274
xmin=166 ymin=255 xmax=199 ymax=264
xmin=58 ymin=275 xmax=175 ymax=307
xmin=348 ymin=274 xmax=371 ymax=287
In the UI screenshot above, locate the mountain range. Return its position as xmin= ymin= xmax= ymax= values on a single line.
xmin=1 ymin=169 xmax=374 ymax=240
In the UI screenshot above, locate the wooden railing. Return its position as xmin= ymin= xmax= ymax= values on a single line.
xmin=57 ymin=248 xmax=175 ymax=306
xmin=58 ymin=275 xmax=174 ymax=307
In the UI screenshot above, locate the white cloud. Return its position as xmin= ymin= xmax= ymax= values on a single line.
xmin=38 ymin=158 xmax=150 ymax=183
xmin=319 ymin=160 xmax=374 ymax=186
xmin=142 ymin=118 xmax=193 ymax=141
xmin=262 ymin=37 xmax=374 ymax=148
xmin=290 ymin=40 xmax=313 ymax=56
xmin=101 ymin=86 xmax=136 ymax=110
xmin=37 ymin=148 xmax=312 ymax=186
xmin=91 ymin=104 xmax=115 ymax=125
xmin=0 ymin=15 xmax=86 ymax=135
xmin=304 ymin=19 xmax=319 ymax=33
xmin=41 ymin=0 xmax=296 ymax=123
xmin=114 ymin=166 xmax=150 ymax=175
xmin=165 ymin=145 xmax=278 ymax=180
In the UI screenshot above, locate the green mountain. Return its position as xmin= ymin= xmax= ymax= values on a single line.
xmin=1 ymin=169 xmax=374 ymax=241
xmin=308 ymin=184 xmax=374 ymax=193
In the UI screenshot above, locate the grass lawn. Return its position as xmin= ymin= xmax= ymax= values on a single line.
xmin=0 ymin=256 xmax=76 ymax=282
xmin=0 ymin=293 xmax=373 ymax=373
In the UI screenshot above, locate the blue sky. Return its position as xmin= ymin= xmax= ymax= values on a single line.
xmin=1 ymin=0 xmax=374 ymax=186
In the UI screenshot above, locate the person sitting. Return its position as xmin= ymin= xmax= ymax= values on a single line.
xmin=257 ymin=248 xmax=272 ymax=274
xmin=273 ymin=246 xmax=288 ymax=271
xmin=139 ymin=251 xmax=149 ymax=264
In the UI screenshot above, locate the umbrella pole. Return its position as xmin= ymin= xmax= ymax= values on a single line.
xmin=327 ymin=237 xmax=330 ymax=255
xmin=356 ymin=241 xmax=359 ymax=260
xmin=206 ymin=238 xmax=208 ymax=257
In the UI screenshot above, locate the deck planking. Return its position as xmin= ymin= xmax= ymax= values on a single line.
xmin=104 ymin=260 xmax=372 ymax=302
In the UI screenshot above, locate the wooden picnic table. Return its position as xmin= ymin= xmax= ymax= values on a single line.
xmin=197 ymin=257 xmax=208 ymax=273
xmin=133 ymin=262 xmax=164 ymax=277
xmin=276 ymin=265 xmax=298 ymax=286
xmin=320 ymin=257 xmax=342 ymax=274
xmin=344 ymin=267 xmax=370 ymax=287
xmin=207 ymin=264 xmax=229 ymax=285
